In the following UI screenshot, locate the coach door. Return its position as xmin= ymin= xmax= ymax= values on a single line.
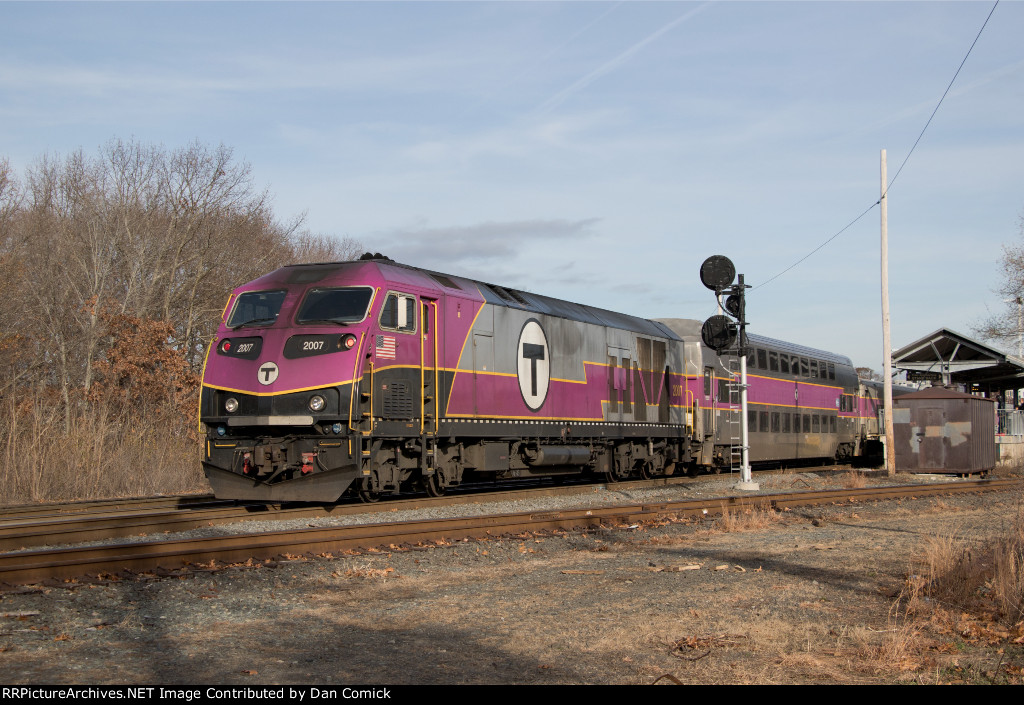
xmin=703 ymin=365 xmax=717 ymax=439
xmin=793 ymin=354 xmax=806 ymax=460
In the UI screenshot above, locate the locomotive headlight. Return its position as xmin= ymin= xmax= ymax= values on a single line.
xmin=219 ymin=339 xmax=232 ymax=353
xmin=341 ymin=334 xmax=357 ymax=350
xmin=308 ymin=395 xmax=326 ymax=412
xmin=224 ymin=397 xmax=239 ymax=413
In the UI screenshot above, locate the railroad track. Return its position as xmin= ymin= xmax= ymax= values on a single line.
xmin=0 ymin=462 xmax=852 ymax=548
xmin=0 ymin=464 xmax=860 ymax=552
xmin=0 ymin=475 xmax=695 ymax=552
xmin=0 ymin=475 xmax=1017 ymax=587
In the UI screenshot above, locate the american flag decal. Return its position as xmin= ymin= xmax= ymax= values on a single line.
xmin=376 ymin=335 xmax=396 ymax=359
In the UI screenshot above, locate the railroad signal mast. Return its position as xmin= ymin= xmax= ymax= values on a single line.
xmin=699 ymin=256 xmax=759 ymax=491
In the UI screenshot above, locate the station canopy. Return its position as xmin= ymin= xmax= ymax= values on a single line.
xmin=892 ymin=328 xmax=1024 ymax=391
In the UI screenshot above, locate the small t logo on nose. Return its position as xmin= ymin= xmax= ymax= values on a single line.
xmin=258 ymin=362 xmax=279 ymax=385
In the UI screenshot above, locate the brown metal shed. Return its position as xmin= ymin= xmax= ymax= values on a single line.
xmin=892 ymin=387 xmax=996 ymax=474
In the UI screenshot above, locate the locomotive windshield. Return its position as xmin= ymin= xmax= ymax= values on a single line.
xmin=297 ymin=287 xmax=374 ymax=325
xmin=227 ymin=290 xmax=287 ymax=329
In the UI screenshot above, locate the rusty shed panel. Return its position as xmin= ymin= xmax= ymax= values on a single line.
xmin=892 ymin=387 xmax=996 ymax=474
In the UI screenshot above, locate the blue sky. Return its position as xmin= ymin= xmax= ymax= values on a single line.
xmin=2 ymin=1 xmax=1022 ymax=369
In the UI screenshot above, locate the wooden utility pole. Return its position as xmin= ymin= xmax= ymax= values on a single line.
xmin=881 ymin=149 xmax=896 ymax=476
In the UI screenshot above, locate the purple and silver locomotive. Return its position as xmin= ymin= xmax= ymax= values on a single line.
xmin=200 ymin=255 xmax=884 ymax=502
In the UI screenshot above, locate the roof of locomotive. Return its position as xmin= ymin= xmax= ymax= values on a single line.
xmin=247 ymin=257 xmax=682 ymax=340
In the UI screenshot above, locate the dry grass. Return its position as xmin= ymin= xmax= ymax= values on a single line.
xmin=877 ymin=598 xmax=931 ymax=674
xmin=901 ymin=509 xmax=1024 ymax=627
xmin=839 ymin=470 xmax=867 ymax=489
xmin=911 ymin=523 xmax=986 ymax=610
xmin=0 ymin=392 xmax=206 ymax=505
xmin=875 ymin=501 xmax=1024 ymax=683
xmin=992 ymin=509 xmax=1024 ymax=624
xmin=715 ymin=503 xmax=784 ymax=533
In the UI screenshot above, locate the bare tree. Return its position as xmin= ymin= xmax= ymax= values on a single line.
xmin=974 ymin=210 xmax=1024 ymax=348
xmin=0 ymin=139 xmax=369 ymax=500
xmin=2 ymin=138 xmax=365 ymax=390
xmin=856 ymin=367 xmax=882 ymax=382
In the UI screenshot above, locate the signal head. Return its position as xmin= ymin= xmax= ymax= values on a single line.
xmin=700 ymin=255 xmax=736 ymax=292
xmin=724 ymin=293 xmax=743 ymax=319
xmin=701 ymin=314 xmax=738 ymax=353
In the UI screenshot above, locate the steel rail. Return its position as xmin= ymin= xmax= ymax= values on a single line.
xmin=0 ymin=477 xmax=1016 ymax=587
xmin=0 ymin=476 xmax=695 ymax=551
xmin=0 ymin=462 xmax=854 ymax=528
xmin=0 ymin=462 xmax=851 ymax=522
xmin=0 ymin=494 xmax=224 ymax=522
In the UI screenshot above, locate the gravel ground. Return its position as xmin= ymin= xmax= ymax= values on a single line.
xmin=1 ymin=468 xmax=1022 ymax=685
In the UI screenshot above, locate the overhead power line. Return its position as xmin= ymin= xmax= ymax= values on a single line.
xmin=755 ymin=0 xmax=999 ymax=290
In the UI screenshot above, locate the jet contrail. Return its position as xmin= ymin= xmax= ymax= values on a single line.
xmin=458 ymin=2 xmax=624 ymax=120
xmin=535 ymin=2 xmax=713 ymax=116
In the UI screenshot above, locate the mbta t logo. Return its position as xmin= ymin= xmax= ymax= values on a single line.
xmin=257 ymin=361 xmax=280 ymax=386
xmin=517 ymin=319 xmax=549 ymax=411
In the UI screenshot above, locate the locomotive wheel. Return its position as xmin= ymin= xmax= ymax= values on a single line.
xmin=638 ymin=460 xmax=654 ymax=480
xmin=357 ymin=480 xmax=381 ymax=503
xmin=422 ymin=472 xmax=445 ymax=497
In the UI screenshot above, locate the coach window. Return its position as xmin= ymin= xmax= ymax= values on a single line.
xmin=748 ymin=409 xmax=757 ymax=430
xmin=779 ymin=355 xmax=790 ymax=375
xmin=830 ymin=416 xmax=836 ymax=433
xmin=771 ymin=412 xmax=780 ymax=433
xmin=802 ymin=414 xmax=811 ymax=433
xmin=757 ymin=349 xmax=767 ymax=370
xmin=782 ymin=413 xmax=791 ymax=433
xmin=769 ymin=351 xmax=779 ymax=372
xmin=810 ymin=360 xmax=818 ymax=379
xmin=800 ymin=357 xmax=810 ymax=377
xmin=828 ymin=362 xmax=835 ymax=380
xmin=379 ymin=292 xmax=417 ymax=333
xmin=812 ymin=415 xmax=820 ymax=433
xmin=759 ymin=411 xmax=769 ymax=433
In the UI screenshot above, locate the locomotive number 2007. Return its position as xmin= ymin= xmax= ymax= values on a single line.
xmin=303 ymin=340 xmax=325 ymax=351
xmin=236 ymin=343 xmax=255 ymax=354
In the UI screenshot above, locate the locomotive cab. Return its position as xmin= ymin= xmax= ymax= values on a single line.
xmin=201 ymin=263 xmax=395 ymax=502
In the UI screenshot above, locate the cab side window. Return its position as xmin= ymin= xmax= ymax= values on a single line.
xmin=380 ymin=293 xmax=417 ymax=333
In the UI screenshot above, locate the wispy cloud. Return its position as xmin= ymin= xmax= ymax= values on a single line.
xmin=372 ymin=218 xmax=602 ymax=278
